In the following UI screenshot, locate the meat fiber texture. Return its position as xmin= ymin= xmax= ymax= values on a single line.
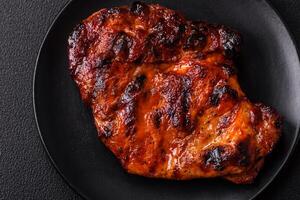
xmin=68 ymin=2 xmax=282 ymax=184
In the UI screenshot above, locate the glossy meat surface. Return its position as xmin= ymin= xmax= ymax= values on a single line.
xmin=68 ymin=2 xmax=282 ymax=184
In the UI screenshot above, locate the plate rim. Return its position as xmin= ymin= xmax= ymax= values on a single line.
xmin=32 ymin=0 xmax=300 ymax=199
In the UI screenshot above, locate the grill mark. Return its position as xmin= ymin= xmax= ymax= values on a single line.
xmin=121 ymin=74 xmax=146 ymax=104
xmin=152 ymin=109 xmax=163 ymax=129
xmin=92 ymin=58 xmax=113 ymax=98
xmin=210 ymin=85 xmax=238 ymax=106
xmin=204 ymin=146 xmax=227 ymax=171
xmin=236 ymin=138 xmax=250 ymax=166
xmin=181 ymin=78 xmax=193 ymax=132
xmin=93 ymin=69 xmax=108 ymax=97
xmin=217 ymin=105 xmax=239 ymax=131
xmin=163 ymin=76 xmax=193 ymax=132
xmin=68 ymin=3 xmax=281 ymax=183
xmin=112 ymin=32 xmax=132 ymax=60
xmin=120 ymin=75 xmax=147 ymax=136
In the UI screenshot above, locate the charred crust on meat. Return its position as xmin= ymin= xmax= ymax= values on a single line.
xmin=218 ymin=115 xmax=231 ymax=130
xmin=68 ymin=23 xmax=87 ymax=74
xmin=184 ymin=31 xmax=206 ymax=49
xmin=150 ymin=17 xmax=184 ymax=48
xmin=165 ymin=24 xmax=185 ymax=48
xmin=150 ymin=19 xmax=166 ymax=44
xmin=100 ymin=124 xmax=113 ymax=138
xmin=112 ymin=32 xmax=132 ymax=59
xmin=183 ymin=23 xmax=207 ymax=50
xmin=152 ymin=109 xmax=163 ymax=128
xmin=134 ymin=54 xmax=146 ymax=65
xmin=121 ymin=74 xmax=146 ymax=104
xmin=221 ymin=64 xmax=236 ymax=76
xmin=150 ymin=46 xmax=161 ymax=60
xmin=204 ymin=146 xmax=227 ymax=171
xmin=219 ymin=27 xmax=242 ymax=58
xmin=196 ymin=65 xmax=207 ymax=78
xmin=98 ymin=12 xmax=107 ymax=25
xmin=236 ymin=139 xmax=250 ymax=166
xmin=162 ymin=75 xmax=193 ymax=132
xmin=181 ymin=78 xmax=194 ymax=132
xmin=130 ymin=1 xmax=149 ymax=16
xmin=210 ymin=85 xmax=238 ymax=106
xmin=120 ymin=75 xmax=147 ymax=136
xmin=69 ymin=23 xmax=85 ymax=46
xmin=95 ymin=57 xmax=112 ymax=69
xmin=123 ymin=102 xmax=137 ymax=136
xmin=68 ymin=3 xmax=282 ymax=183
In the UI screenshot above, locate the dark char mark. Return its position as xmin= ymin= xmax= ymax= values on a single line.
xmin=123 ymin=102 xmax=137 ymax=136
xmin=69 ymin=23 xmax=85 ymax=47
xmin=150 ymin=16 xmax=185 ymax=49
xmin=112 ymin=32 xmax=132 ymax=60
xmin=120 ymin=75 xmax=147 ymax=136
xmin=95 ymin=57 xmax=112 ymax=69
xmin=68 ymin=23 xmax=87 ymax=75
xmin=150 ymin=45 xmax=161 ymax=60
xmin=152 ymin=109 xmax=163 ymax=129
xmin=217 ymin=115 xmax=231 ymax=130
xmin=236 ymin=139 xmax=250 ymax=166
xmin=121 ymin=74 xmax=146 ymax=104
xmin=181 ymin=78 xmax=193 ymax=131
xmin=210 ymin=85 xmax=238 ymax=106
xmin=92 ymin=57 xmax=113 ymax=98
xmin=204 ymin=146 xmax=226 ymax=171
xmin=99 ymin=122 xmax=113 ymax=138
xmin=184 ymin=23 xmax=206 ymax=50
xmin=219 ymin=27 xmax=241 ymax=58
xmin=221 ymin=64 xmax=236 ymax=76
xmin=163 ymin=75 xmax=193 ymax=132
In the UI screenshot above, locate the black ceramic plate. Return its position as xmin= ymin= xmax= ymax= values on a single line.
xmin=33 ymin=0 xmax=300 ymax=199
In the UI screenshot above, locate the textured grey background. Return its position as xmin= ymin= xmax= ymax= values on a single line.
xmin=0 ymin=0 xmax=299 ymax=199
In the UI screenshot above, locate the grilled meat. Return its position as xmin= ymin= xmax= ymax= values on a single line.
xmin=68 ymin=2 xmax=282 ymax=184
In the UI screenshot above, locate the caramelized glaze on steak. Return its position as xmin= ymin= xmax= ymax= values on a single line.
xmin=68 ymin=2 xmax=282 ymax=184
